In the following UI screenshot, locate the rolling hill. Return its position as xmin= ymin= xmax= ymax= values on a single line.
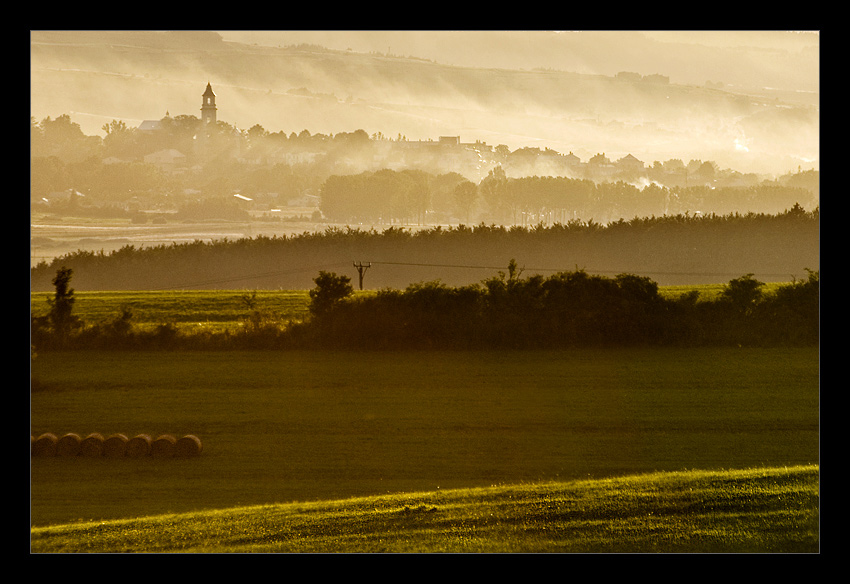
xmin=31 ymin=465 xmax=819 ymax=553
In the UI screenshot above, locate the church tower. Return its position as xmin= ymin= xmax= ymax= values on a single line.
xmin=201 ymin=82 xmax=217 ymax=126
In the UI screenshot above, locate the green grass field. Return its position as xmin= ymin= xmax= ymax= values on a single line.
xmin=30 ymin=289 xmax=313 ymax=333
xmin=31 ymin=347 xmax=819 ymax=544
xmin=30 ymin=284 xmax=819 ymax=552
xmin=30 ymin=464 xmax=819 ymax=553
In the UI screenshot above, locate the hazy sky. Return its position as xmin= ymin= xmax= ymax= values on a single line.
xmin=217 ymin=30 xmax=819 ymax=92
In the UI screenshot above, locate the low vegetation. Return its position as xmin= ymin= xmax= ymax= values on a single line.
xmin=31 ymin=464 xmax=819 ymax=553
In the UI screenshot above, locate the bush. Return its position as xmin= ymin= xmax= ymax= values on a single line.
xmin=308 ymin=271 xmax=354 ymax=317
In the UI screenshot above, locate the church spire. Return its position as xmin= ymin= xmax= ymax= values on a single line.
xmin=201 ymin=82 xmax=217 ymax=126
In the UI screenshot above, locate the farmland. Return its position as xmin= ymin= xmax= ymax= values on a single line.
xmin=29 ymin=275 xmax=819 ymax=551
xmin=30 ymin=346 xmax=819 ymax=530
xmin=30 ymin=289 xmax=313 ymax=334
xmin=29 ymin=31 xmax=820 ymax=550
xmin=31 ymin=464 xmax=819 ymax=553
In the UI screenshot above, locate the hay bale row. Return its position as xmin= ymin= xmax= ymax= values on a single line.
xmin=31 ymin=433 xmax=57 ymax=457
xmin=31 ymin=433 xmax=202 ymax=458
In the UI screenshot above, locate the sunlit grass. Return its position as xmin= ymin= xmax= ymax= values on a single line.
xmin=30 ymin=464 xmax=819 ymax=553
xmin=659 ymin=281 xmax=788 ymax=301
xmin=30 ymin=289 xmax=313 ymax=332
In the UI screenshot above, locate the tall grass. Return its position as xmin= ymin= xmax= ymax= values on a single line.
xmin=30 ymin=464 xmax=819 ymax=553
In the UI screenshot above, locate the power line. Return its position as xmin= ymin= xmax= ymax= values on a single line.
xmin=367 ymin=261 xmax=801 ymax=280
xmin=80 ymin=257 xmax=807 ymax=292
xmin=149 ymin=262 xmax=350 ymax=291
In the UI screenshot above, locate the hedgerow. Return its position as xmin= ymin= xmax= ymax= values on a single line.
xmin=31 ymin=265 xmax=818 ymax=352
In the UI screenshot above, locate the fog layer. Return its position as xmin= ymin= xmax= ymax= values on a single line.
xmin=31 ymin=30 xmax=818 ymax=176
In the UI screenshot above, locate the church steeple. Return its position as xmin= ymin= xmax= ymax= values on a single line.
xmin=201 ymin=82 xmax=217 ymax=126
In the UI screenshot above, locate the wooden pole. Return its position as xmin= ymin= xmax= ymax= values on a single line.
xmin=353 ymin=261 xmax=371 ymax=290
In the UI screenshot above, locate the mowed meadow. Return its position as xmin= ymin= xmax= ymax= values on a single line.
xmin=31 ymin=342 xmax=819 ymax=529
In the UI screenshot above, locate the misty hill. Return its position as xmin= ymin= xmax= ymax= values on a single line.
xmin=30 ymin=31 xmax=818 ymax=176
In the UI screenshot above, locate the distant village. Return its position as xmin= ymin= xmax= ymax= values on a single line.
xmin=33 ymin=82 xmax=818 ymax=221
xmin=124 ymin=128 xmax=710 ymax=188
xmin=126 ymin=83 xmax=785 ymax=189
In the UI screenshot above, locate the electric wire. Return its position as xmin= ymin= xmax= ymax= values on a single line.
xmin=367 ymin=261 xmax=800 ymax=279
xmin=150 ymin=259 xmax=803 ymax=290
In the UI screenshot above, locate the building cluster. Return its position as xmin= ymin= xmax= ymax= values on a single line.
xmin=129 ymin=83 xmax=652 ymax=185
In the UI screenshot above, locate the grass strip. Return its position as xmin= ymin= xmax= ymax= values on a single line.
xmin=31 ymin=464 xmax=818 ymax=553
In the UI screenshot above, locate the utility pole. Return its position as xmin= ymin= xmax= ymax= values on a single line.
xmin=353 ymin=261 xmax=371 ymax=290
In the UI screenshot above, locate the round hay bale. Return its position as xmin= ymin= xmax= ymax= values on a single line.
xmin=126 ymin=434 xmax=152 ymax=458
xmin=102 ymin=433 xmax=129 ymax=458
xmin=175 ymin=434 xmax=203 ymax=457
xmin=80 ymin=433 xmax=105 ymax=457
xmin=32 ymin=433 xmax=58 ymax=457
xmin=151 ymin=434 xmax=177 ymax=458
xmin=56 ymin=432 xmax=82 ymax=457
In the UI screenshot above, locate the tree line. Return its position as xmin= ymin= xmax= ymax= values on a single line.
xmin=318 ymin=166 xmax=817 ymax=225
xmin=300 ymin=263 xmax=819 ymax=349
xmin=30 ymin=263 xmax=819 ymax=353
xmin=29 ymin=207 xmax=821 ymax=292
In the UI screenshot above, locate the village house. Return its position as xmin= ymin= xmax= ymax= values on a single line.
xmin=616 ymin=153 xmax=645 ymax=173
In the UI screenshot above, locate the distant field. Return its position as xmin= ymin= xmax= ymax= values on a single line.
xmin=30 ymin=289 xmax=313 ymax=332
xmin=30 ymin=347 xmax=819 ymax=527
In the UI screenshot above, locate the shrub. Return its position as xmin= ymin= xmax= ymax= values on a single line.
xmin=309 ymin=271 xmax=354 ymax=316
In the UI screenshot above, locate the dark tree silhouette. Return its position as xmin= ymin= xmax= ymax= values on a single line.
xmin=309 ymin=271 xmax=354 ymax=316
xmin=47 ymin=266 xmax=80 ymax=342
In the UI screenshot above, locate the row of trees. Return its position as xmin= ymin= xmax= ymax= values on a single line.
xmin=29 ymin=207 xmax=820 ymax=292
xmin=30 ymin=264 xmax=819 ymax=352
xmin=301 ymin=263 xmax=819 ymax=349
xmin=319 ymin=166 xmax=818 ymax=224
xmin=33 ymin=154 xmax=817 ymax=227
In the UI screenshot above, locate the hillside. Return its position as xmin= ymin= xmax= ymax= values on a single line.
xmin=30 ymin=30 xmax=818 ymax=176
xmin=31 ymin=465 xmax=819 ymax=553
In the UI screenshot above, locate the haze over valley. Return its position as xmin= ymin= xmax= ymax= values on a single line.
xmin=30 ymin=33 xmax=820 ymax=553
xmin=30 ymin=30 xmax=819 ymax=286
xmin=31 ymin=30 xmax=818 ymax=176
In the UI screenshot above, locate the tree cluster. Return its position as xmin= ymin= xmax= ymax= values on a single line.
xmin=299 ymin=265 xmax=819 ymax=350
